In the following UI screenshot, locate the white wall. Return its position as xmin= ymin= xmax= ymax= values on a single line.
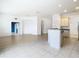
xmin=69 ymin=15 xmax=79 ymax=38
xmin=52 ymin=14 xmax=61 ymax=29
xmin=22 ymin=16 xmax=52 ymax=35
xmin=0 ymin=15 xmax=41 ymax=37
xmin=23 ymin=16 xmax=41 ymax=35
xmin=0 ymin=14 xmax=24 ymax=37
xmin=38 ymin=16 xmax=41 ymax=35
xmin=62 ymin=13 xmax=79 ymax=38
xmin=0 ymin=14 xmax=11 ymax=37
xmin=40 ymin=16 xmax=52 ymax=34
xmin=0 ymin=13 xmax=52 ymax=37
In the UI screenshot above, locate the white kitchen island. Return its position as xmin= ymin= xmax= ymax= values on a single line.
xmin=48 ymin=28 xmax=63 ymax=49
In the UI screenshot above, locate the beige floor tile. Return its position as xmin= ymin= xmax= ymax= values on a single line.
xmin=0 ymin=34 xmax=79 ymax=58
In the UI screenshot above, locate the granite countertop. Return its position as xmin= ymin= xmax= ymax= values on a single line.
xmin=48 ymin=28 xmax=70 ymax=30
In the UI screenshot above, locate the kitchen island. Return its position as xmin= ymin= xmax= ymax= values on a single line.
xmin=48 ymin=28 xmax=63 ymax=49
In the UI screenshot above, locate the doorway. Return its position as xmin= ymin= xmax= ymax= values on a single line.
xmin=41 ymin=20 xmax=44 ymax=35
xmin=11 ymin=22 xmax=20 ymax=34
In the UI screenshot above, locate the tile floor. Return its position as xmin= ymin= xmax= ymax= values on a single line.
xmin=0 ymin=34 xmax=79 ymax=58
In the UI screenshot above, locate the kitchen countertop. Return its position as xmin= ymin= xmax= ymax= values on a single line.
xmin=48 ymin=28 xmax=70 ymax=30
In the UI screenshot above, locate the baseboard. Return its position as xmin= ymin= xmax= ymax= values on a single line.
xmin=0 ymin=34 xmax=23 ymax=38
xmin=0 ymin=35 xmax=11 ymax=38
xmin=70 ymin=34 xmax=78 ymax=39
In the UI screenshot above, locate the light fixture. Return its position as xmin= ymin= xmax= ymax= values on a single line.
xmin=15 ymin=18 xmax=18 ymax=20
xmin=75 ymin=6 xmax=79 ymax=10
xmin=64 ymin=9 xmax=67 ymax=13
xmin=58 ymin=4 xmax=62 ymax=7
xmin=73 ymin=0 xmax=77 ymax=2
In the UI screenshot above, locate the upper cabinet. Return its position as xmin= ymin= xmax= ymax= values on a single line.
xmin=61 ymin=16 xmax=69 ymax=27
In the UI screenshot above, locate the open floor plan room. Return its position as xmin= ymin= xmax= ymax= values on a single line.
xmin=0 ymin=0 xmax=79 ymax=58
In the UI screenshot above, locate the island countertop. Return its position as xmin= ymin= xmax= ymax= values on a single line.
xmin=48 ymin=28 xmax=70 ymax=30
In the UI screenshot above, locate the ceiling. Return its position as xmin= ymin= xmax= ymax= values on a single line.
xmin=0 ymin=0 xmax=79 ymax=16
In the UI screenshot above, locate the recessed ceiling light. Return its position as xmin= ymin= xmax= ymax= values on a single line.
xmin=64 ymin=9 xmax=67 ymax=13
xmin=58 ymin=4 xmax=62 ymax=7
xmin=75 ymin=6 xmax=79 ymax=10
xmin=73 ymin=0 xmax=77 ymax=2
